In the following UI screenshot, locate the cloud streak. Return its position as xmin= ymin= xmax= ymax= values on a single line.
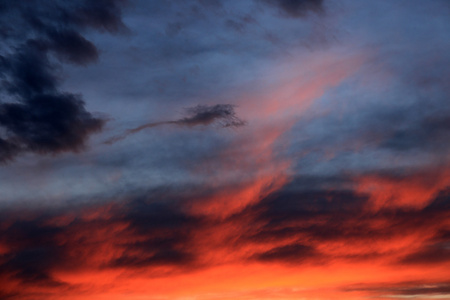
xmin=104 ymin=104 xmax=246 ymax=144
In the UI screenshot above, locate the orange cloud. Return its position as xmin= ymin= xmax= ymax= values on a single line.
xmin=356 ymin=167 xmax=450 ymax=210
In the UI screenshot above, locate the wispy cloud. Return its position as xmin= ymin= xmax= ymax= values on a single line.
xmin=104 ymin=104 xmax=246 ymax=144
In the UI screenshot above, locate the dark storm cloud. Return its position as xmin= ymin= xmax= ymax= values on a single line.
xmin=261 ymin=0 xmax=324 ymax=17
xmin=104 ymin=104 xmax=246 ymax=144
xmin=0 ymin=0 xmax=127 ymax=163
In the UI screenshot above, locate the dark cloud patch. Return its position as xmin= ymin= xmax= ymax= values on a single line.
xmin=398 ymin=190 xmax=450 ymax=265
xmin=2 ymin=45 xmax=57 ymax=96
xmin=124 ymin=200 xmax=199 ymax=232
xmin=399 ymin=243 xmax=450 ymax=265
xmin=179 ymin=104 xmax=246 ymax=127
xmin=46 ymin=29 xmax=99 ymax=65
xmin=381 ymin=112 xmax=450 ymax=153
xmin=0 ymin=93 xmax=104 ymax=155
xmin=68 ymin=0 xmax=127 ymax=33
xmin=109 ymin=200 xmax=200 ymax=268
xmin=0 ymin=138 xmax=18 ymax=162
xmin=249 ymin=187 xmax=369 ymax=227
xmin=424 ymin=187 xmax=450 ymax=212
xmin=432 ymin=229 xmax=450 ymax=243
xmin=104 ymin=198 xmax=202 ymax=270
xmin=0 ymin=215 xmax=67 ymax=288
xmin=0 ymin=217 xmax=63 ymax=248
xmin=240 ymin=191 xmax=375 ymax=247
xmin=261 ymin=0 xmax=324 ymax=18
xmin=0 ymin=0 xmax=127 ymax=163
xmin=235 ymin=179 xmax=450 ymax=261
xmin=0 ymin=197 xmax=202 ymax=295
xmin=2 ymin=247 xmax=66 ymax=287
xmin=104 ymin=104 xmax=246 ymax=144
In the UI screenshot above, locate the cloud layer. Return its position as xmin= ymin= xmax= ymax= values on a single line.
xmin=0 ymin=179 xmax=449 ymax=299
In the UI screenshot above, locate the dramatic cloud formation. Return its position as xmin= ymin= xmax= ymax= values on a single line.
xmin=0 ymin=180 xmax=448 ymax=299
xmin=0 ymin=0 xmax=126 ymax=162
xmin=0 ymin=0 xmax=449 ymax=299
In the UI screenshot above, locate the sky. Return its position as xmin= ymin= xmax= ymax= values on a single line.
xmin=0 ymin=0 xmax=449 ymax=299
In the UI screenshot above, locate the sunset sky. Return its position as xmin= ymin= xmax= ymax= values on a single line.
xmin=0 ymin=0 xmax=449 ymax=299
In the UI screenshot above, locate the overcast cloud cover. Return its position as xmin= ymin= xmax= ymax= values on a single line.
xmin=0 ymin=0 xmax=449 ymax=299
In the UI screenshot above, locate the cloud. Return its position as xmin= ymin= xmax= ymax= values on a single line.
xmin=104 ymin=104 xmax=246 ymax=144
xmin=178 ymin=104 xmax=246 ymax=128
xmin=0 ymin=195 xmax=205 ymax=296
xmin=260 ymin=0 xmax=324 ymax=18
xmin=0 ymin=177 xmax=448 ymax=299
xmin=397 ymin=191 xmax=450 ymax=265
xmin=232 ymin=175 xmax=450 ymax=266
xmin=0 ymin=213 xmax=68 ymax=289
xmin=399 ymin=243 xmax=450 ymax=265
xmin=0 ymin=0 xmax=127 ymax=163
xmin=355 ymin=168 xmax=450 ymax=210
xmin=107 ymin=200 xmax=201 ymax=269
xmin=372 ymin=104 xmax=450 ymax=154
